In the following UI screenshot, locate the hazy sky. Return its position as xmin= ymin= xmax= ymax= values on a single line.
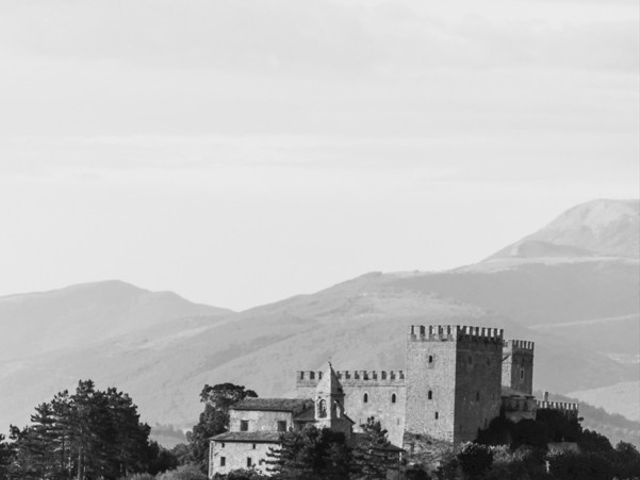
xmin=0 ymin=0 xmax=637 ymax=310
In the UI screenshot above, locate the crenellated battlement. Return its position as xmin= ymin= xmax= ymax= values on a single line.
xmin=408 ymin=324 xmax=504 ymax=344
xmin=536 ymin=400 xmax=579 ymax=413
xmin=296 ymin=369 xmax=405 ymax=386
xmin=504 ymin=339 xmax=535 ymax=352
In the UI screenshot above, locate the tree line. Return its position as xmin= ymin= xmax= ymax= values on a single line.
xmin=2 ymin=379 xmax=640 ymax=480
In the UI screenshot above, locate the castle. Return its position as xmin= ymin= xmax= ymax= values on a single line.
xmin=209 ymin=324 xmax=578 ymax=477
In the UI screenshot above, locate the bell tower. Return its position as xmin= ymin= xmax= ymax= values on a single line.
xmin=314 ymin=362 xmax=346 ymax=429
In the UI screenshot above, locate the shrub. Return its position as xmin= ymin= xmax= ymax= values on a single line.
xmin=156 ymin=464 xmax=208 ymax=480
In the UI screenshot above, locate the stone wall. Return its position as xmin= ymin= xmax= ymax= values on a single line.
xmin=405 ymin=326 xmax=458 ymax=443
xmin=296 ymin=370 xmax=406 ymax=446
xmin=501 ymin=340 xmax=534 ymax=394
xmin=209 ymin=441 xmax=275 ymax=478
xmin=454 ymin=335 xmax=503 ymax=443
xmin=229 ymin=409 xmax=293 ymax=433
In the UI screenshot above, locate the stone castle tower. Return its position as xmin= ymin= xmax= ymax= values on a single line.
xmin=501 ymin=340 xmax=534 ymax=394
xmin=405 ymin=325 xmax=504 ymax=443
xmin=296 ymin=324 xmax=546 ymax=446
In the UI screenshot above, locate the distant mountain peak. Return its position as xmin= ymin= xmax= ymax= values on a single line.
xmin=487 ymin=199 xmax=639 ymax=261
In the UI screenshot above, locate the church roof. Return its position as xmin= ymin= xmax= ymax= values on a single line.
xmin=211 ymin=431 xmax=282 ymax=443
xmin=231 ymin=398 xmax=312 ymax=413
xmin=316 ymin=362 xmax=343 ymax=396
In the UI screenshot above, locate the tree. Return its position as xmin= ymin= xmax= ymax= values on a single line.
xmin=265 ymin=424 xmax=352 ymax=480
xmin=457 ymin=443 xmax=493 ymax=480
xmin=353 ymin=417 xmax=398 ymax=479
xmin=187 ymin=383 xmax=257 ymax=471
xmin=8 ymin=379 xmax=161 ymax=480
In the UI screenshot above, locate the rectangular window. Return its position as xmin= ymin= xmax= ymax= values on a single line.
xmin=240 ymin=420 xmax=249 ymax=431
xmin=435 ymin=412 xmax=439 ymax=420
xmin=252 ymin=443 xmax=256 ymax=449
xmin=277 ymin=420 xmax=287 ymax=432
xmin=247 ymin=457 xmax=252 ymax=467
xmin=220 ymin=457 xmax=226 ymax=467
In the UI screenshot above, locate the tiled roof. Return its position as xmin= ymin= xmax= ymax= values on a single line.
xmin=232 ymin=398 xmax=312 ymax=412
xmin=211 ymin=431 xmax=282 ymax=443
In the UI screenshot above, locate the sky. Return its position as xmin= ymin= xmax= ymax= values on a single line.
xmin=0 ymin=0 xmax=637 ymax=310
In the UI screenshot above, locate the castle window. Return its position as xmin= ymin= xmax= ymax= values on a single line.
xmin=476 ymin=391 xmax=480 ymax=401
xmin=310 ymin=372 xmax=315 ymax=380
xmin=428 ymin=355 xmax=433 ymax=364
xmin=391 ymin=393 xmax=397 ymax=404
xmin=435 ymin=412 xmax=439 ymax=420
xmin=520 ymin=368 xmax=525 ymax=380
xmin=468 ymin=355 xmax=473 ymax=365
xmin=363 ymin=393 xmax=369 ymax=404
xmin=221 ymin=443 xmax=225 ymax=448
xmin=252 ymin=443 xmax=257 ymax=449
xmin=240 ymin=420 xmax=249 ymax=431
xmin=277 ymin=421 xmax=287 ymax=432
xmin=300 ymin=371 xmax=304 ymax=380
xmin=317 ymin=399 xmax=327 ymax=418
xmin=247 ymin=457 xmax=252 ymax=468
xmin=428 ymin=390 xmax=433 ymax=400
xmin=220 ymin=457 xmax=226 ymax=467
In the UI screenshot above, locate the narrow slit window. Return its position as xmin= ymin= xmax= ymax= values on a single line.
xmin=428 ymin=390 xmax=433 ymax=400
xmin=391 ymin=393 xmax=397 ymax=404
xmin=363 ymin=393 xmax=369 ymax=404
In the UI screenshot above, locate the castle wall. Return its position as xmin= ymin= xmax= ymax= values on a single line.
xmin=405 ymin=326 xmax=458 ymax=443
xmin=501 ymin=340 xmax=534 ymax=395
xmin=454 ymin=332 xmax=503 ymax=443
xmin=405 ymin=325 xmax=504 ymax=444
xmin=296 ymin=370 xmax=406 ymax=446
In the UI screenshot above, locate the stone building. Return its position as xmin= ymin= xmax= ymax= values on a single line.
xmin=208 ymin=324 xmax=578 ymax=478
xmin=209 ymin=364 xmax=355 ymax=477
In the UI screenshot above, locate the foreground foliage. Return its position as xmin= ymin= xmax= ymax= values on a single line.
xmin=0 ymin=380 xmax=174 ymax=480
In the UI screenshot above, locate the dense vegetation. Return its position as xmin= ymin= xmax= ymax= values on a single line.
xmin=2 ymin=380 xmax=639 ymax=480
xmin=0 ymin=380 xmax=176 ymax=480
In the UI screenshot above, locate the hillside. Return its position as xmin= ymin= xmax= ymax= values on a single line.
xmin=0 ymin=280 xmax=233 ymax=362
xmin=488 ymin=199 xmax=639 ymax=260
xmin=0 ymin=199 xmax=637 ymax=449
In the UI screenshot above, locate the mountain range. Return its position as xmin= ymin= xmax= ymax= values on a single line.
xmin=0 ymin=198 xmax=638 ymax=445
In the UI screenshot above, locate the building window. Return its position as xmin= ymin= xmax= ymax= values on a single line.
xmin=277 ymin=421 xmax=287 ymax=432
xmin=468 ymin=355 xmax=473 ymax=365
xmin=317 ymin=399 xmax=327 ymax=418
xmin=247 ymin=457 xmax=252 ymax=468
xmin=435 ymin=412 xmax=439 ymax=420
xmin=428 ymin=390 xmax=433 ymax=400
xmin=520 ymin=367 xmax=525 ymax=380
xmin=310 ymin=372 xmax=315 ymax=380
xmin=428 ymin=355 xmax=433 ymax=364
xmin=299 ymin=371 xmax=304 ymax=379
xmin=252 ymin=443 xmax=257 ymax=449
xmin=220 ymin=457 xmax=226 ymax=467
xmin=476 ymin=391 xmax=480 ymax=401
xmin=240 ymin=420 xmax=249 ymax=432
xmin=221 ymin=443 xmax=225 ymax=448
xmin=391 ymin=393 xmax=397 ymax=404
xmin=363 ymin=393 xmax=369 ymax=404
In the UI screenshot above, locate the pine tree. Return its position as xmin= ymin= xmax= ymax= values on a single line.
xmin=264 ymin=424 xmax=352 ymax=480
xmin=352 ymin=417 xmax=398 ymax=480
